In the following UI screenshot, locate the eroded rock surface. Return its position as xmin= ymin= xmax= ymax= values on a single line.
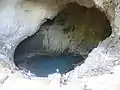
xmin=14 ymin=3 xmax=111 ymax=59
xmin=0 ymin=0 xmax=120 ymax=90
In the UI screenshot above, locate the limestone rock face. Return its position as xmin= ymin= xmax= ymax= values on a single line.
xmin=0 ymin=0 xmax=72 ymax=68
xmin=0 ymin=0 xmax=120 ymax=90
xmin=76 ymin=0 xmax=94 ymax=8
xmin=14 ymin=3 xmax=111 ymax=61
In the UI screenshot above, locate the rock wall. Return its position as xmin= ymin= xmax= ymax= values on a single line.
xmin=0 ymin=0 xmax=120 ymax=90
xmin=14 ymin=3 xmax=111 ymax=61
xmin=0 ymin=0 xmax=119 ymax=81
xmin=0 ymin=0 xmax=74 ymax=69
xmin=69 ymin=0 xmax=120 ymax=79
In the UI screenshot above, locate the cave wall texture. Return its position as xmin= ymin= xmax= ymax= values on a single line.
xmin=0 ymin=0 xmax=119 ymax=80
xmin=14 ymin=3 xmax=111 ymax=61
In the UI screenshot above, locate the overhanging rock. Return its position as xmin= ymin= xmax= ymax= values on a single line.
xmin=0 ymin=0 xmax=118 ymax=79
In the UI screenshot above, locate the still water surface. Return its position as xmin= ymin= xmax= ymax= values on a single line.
xmin=16 ymin=55 xmax=84 ymax=77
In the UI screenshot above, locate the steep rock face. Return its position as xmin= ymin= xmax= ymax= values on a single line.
xmin=68 ymin=0 xmax=120 ymax=80
xmin=0 ymin=0 xmax=120 ymax=90
xmin=14 ymin=3 xmax=111 ymax=61
xmin=0 ymin=0 xmax=119 ymax=82
xmin=0 ymin=0 xmax=73 ymax=68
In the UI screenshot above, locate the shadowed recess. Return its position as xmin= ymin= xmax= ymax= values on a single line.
xmin=14 ymin=3 xmax=112 ymax=77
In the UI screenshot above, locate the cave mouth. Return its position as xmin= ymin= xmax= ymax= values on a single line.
xmin=14 ymin=3 xmax=112 ymax=77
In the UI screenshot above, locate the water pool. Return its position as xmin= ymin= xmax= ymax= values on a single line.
xmin=16 ymin=55 xmax=84 ymax=77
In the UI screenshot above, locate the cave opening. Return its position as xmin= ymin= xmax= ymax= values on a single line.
xmin=14 ymin=3 xmax=112 ymax=77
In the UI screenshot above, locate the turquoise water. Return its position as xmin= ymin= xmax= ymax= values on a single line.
xmin=16 ymin=55 xmax=84 ymax=77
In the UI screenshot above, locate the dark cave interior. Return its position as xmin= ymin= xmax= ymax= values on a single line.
xmin=14 ymin=3 xmax=112 ymax=77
